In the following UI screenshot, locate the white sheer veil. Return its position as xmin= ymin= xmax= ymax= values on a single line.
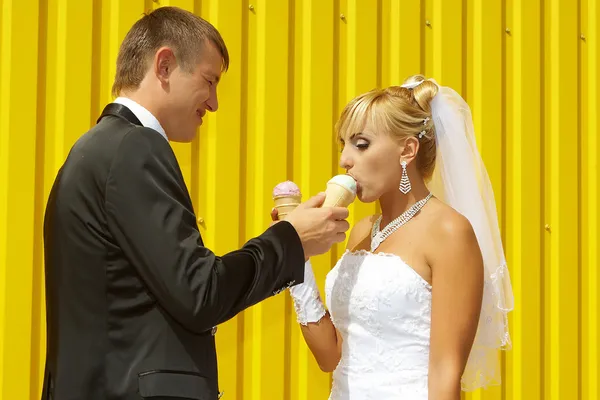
xmin=401 ymin=77 xmax=514 ymax=390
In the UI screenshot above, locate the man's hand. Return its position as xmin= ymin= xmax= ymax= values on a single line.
xmin=270 ymin=208 xmax=280 ymax=226
xmin=284 ymin=193 xmax=350 ymax=258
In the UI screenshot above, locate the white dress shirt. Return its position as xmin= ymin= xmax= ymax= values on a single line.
xmin=113 ymin=97 xmax=168 ymax=142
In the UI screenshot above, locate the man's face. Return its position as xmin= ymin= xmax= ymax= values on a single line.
xmin=163 ymin=40 xmax=223 ymax=142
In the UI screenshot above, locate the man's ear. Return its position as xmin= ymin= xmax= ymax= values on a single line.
xmin=154 ymin=47 xmax=176 ymax=85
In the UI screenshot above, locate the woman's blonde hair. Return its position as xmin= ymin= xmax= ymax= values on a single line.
xmin=335 ymin=75 xmax=439 ymax=180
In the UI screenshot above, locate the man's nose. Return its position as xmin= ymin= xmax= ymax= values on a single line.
xmin=206 ymin=90 xmax=218 ymax=112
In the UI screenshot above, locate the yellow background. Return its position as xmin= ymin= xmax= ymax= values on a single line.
xmin=0 ymin=0 xmax=597 ymax=399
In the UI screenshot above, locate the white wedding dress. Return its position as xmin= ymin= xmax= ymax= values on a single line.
xmin=324 ymin=250 xmax=432 ymax=399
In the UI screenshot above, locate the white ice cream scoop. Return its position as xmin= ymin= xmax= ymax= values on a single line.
xmin=322 ymin=174 xmax=357 ymax=207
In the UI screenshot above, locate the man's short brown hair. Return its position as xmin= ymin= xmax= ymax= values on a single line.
xmin=112 ymin=6 xmax=229 ymax=97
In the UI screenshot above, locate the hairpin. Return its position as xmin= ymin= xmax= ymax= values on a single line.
xmin=423 ymin=117 xmax=430 ymax=125
xmin=401 ymin=81 xmax=423 ymax=90
xmin=418 ymin=130 xmax=426 ymax=139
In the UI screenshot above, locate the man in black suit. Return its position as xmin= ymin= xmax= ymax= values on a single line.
xmin=42 ymin=7 xmax=349 ymax=400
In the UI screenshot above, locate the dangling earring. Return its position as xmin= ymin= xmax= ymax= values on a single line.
xmin=399 ymin=161 xmax=411 ymax=194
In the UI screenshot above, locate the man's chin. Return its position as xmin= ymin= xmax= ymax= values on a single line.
xmin=167 ymin=130 xmax=198 ymax=143
xmin=169 ymin=137 xmax=196 ymax=143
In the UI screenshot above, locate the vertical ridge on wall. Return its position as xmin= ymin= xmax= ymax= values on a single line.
xmin=581 ymin=2 xmax=590 ymax=399
xmin=193 ymin=1 xmax=247 ymax=398
xmin=540 ymin=0 xmax=548 ymax=398
xmin=289 ymin=2 xmax=305 ymax=397
xmin=0 ymin=0 xmax=40 ymax=398
xmin=376 ymin=0 xmax=382 ymax=89
xmin=90 ymin=0 xmax=102 ymax=126
xmin=505 ymin=1 xmax=544 ymax=399
xmin=102 ymin=0 xmax=117 ymax=107
xmin=466 ymin=2 xmax=504 ymax=400
xmin=330 ymin=0 xmax=344 ymax=316
xmin=424 ymin=0 xmax=433 ymax=79
xmin=242 ymin=1 xmax=259 ymax=394
xmin=462 ymin=0 xmax=468 ymax=102
xmin=582 ymin=1 xmax=599 ymax=399
xmin=547 ymin=1 xmax=580 ymax=399
xmin=284 ymin=1 xmax=296 ymax=396
xmin=343 ymin=0 xmax=379 ymax=225
xmin=332 ymin=0 xmax=348 ymax=261
xmin=294 ymin=1 xmax=336 ymax=399
xmin=380 ymin=0 xmax=422 ymax=87
xmin=244 ymin=1 xmax=292 ymax=398
xmin=236 ymin=1 xmax=251 ymax=398
xmin=577 ymin=0 xmax=584 ymax=397
xmin=431 ymin=0 xmax=463 ymax=93
xmin=500 ymin=0 xmax=509 ymax=395
xmin=591 ymin=1 xmax=599 ymax=398
xmin=0 ymin=0 xmax=10 ymax=394
xmin=52 ymin=0 xmax=66 ymax=164
xmin=591 ymin=0 xmax=599 ymax=396
xmin=30 ymin=0 xmax=49 ymax=396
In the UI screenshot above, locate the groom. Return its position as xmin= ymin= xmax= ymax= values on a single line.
xmin=42 ymin=6 xmax=349 ymax=400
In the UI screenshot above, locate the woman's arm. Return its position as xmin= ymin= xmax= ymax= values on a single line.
xmin=289 ymin=214 xmax=377 ymax=372
xmin=297 ymin=308 xmax=343 ymax=372
xmin=427 ymin=212 xmax=484 ymax=400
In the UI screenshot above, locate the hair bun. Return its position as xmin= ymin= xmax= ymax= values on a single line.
xmin=402 ymin=75 xmax=438 ymax=113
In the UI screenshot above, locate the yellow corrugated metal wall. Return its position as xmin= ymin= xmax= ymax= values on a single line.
xmin=0 ymin=0 xmax=596 ymax=399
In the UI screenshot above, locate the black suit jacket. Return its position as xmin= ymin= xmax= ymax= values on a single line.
xmin=42 ymin=103 xmax=305 ymax=400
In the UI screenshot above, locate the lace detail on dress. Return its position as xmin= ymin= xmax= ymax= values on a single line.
xmin=325 ymin=250 xmax=432 ymax=400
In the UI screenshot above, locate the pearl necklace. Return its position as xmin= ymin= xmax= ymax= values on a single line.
xmin=370 ymin=193 xmax=433 ymax=252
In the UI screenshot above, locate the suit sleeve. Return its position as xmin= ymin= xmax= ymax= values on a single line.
xmin=105 ymin=128 xmax=305 ymax=333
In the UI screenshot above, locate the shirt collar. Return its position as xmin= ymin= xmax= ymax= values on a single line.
xmin=113 ymin=97 xmax=168 ymax=141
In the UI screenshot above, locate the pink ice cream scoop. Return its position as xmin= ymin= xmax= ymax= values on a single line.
xmin=272 ymin=181 xmax=301 ymax=198
xmin=272 ymin=181 xmax=302 ymax=220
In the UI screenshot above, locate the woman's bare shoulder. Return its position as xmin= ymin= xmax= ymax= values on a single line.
xmin=427 ymin=200 xmax=472 ymax=234
xmin=426 ymin=200 xmax=481 ymax=264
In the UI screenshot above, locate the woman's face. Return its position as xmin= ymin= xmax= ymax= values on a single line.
xmin=339 ymin=117 xmax=405 ymax=203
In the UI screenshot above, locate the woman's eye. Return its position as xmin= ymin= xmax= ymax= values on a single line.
xmin=356 ymin=140 xmax=369 ymax=149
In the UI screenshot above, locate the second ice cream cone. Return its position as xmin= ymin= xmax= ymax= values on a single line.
xmin=272 ymin=180 xmax=302 ymax=220
xmin=273 ymin=195 xmax=301 ymax=219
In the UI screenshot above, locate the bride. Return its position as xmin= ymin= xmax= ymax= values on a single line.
xmin=281 ymin=75 xmax=514 ymax=399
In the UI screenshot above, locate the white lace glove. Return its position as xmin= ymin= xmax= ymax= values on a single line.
xmin=289 ymin=260 xmax=327 ymax=325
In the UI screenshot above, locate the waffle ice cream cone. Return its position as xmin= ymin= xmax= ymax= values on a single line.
xmin=273 ymin=195 xmax=301 ymax=219
xmin=272 ymin=181 xmax=302 ymax=220
xmin=322 ymin=175 xmax=357 ymax=207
